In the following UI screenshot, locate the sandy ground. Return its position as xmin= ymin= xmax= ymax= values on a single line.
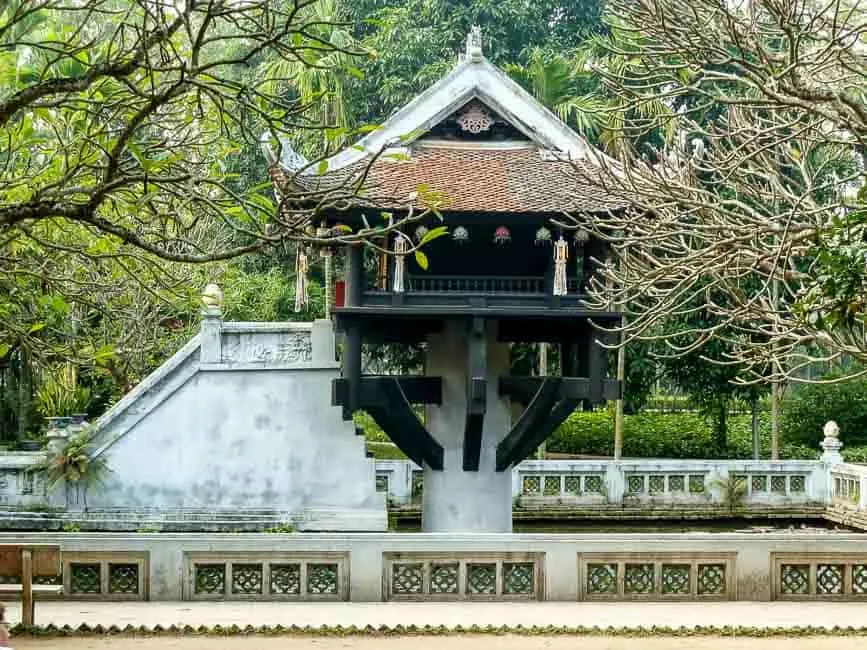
xmin=11 ymin=636 xmax=867 ymax=650
xmin=7 ymin=601 xmax=867 ymax=630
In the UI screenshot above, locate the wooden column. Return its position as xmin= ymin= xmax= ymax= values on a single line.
xmin=463 ymin=317 xmax=487 ymax=471
xmin=346 ymin=244 xmax=363 ymax=307
xmin=21 ymin=548 xmax=33 ymax=627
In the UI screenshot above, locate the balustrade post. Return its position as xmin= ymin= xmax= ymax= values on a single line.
xmin=605 ymin=463 xmax=625 ymax=504
xmin=199 ymin=283 xmax=223 ymax=364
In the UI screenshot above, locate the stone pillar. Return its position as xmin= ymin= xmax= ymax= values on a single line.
xmin=311 ymin=319 xmax=337 ymax=364
xmin=199 ymin=283 xmax=223 ymax=364
xmin=820 ymin=420 xmax=843 ymax=465
xmin=422 ymin=320 xmax=513 ymax=533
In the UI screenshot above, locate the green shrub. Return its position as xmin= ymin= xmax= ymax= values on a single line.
xmin=548 ymin=411 xmax=820 ymax=459
xmin=843 ymin=446 xmax=867 ymax=463
xmin=781 ymin=378 xmax=867 ymax=447
xmin=366 ymin=441 xmax=407 ymax=460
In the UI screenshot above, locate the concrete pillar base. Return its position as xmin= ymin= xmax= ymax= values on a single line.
xmin=421 ymin=321 xmax=513 ymax=533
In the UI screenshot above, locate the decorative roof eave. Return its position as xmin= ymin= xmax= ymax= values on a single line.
xmin=294 ymin=50 xmax=600 ymax=176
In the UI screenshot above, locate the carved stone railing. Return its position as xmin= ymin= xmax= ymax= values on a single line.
xmin=379 ymin=458 xmax=828 ymax=509
xmin=829 ymin=463 xmax=867 ymax=512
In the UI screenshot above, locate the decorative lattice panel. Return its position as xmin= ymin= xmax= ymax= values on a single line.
xmin=626 ymin=475 xmax=645 ymax=495
xmin=466 ymin=563 xmax=496 ymax=595
xmin=70 ymin=563 xmax=101 ymax=595
xmin=270 ymin=564 xmax=301 ymax=595
xmin=429 ymin=563 xmax=459 ymax=594
xmin=780 ymin=564 xmax=810 ymax=595
xmin=668 ymin=475 xmax=685 ymax=492
xmin=648 ymin=475 xmax=665 ymax=495
xmin=586 ymin=564 xmax=617 ymax=595
xmin=543 ymin=475 xmax=561 ymax=496
xmin=34 ymin=575 xmax=61 ymax=586
xmin=689 ymin=475 xmax=706 ymax=493
xmin=624 ymin=564 xmax=655 ymax=594
xmin=752 ymin=475 xmax=768 ymax=492
xmin=307 ymin=563 xmax=338 ymax=595
xmin=564 ymin=475 xmax=581 ymax=495
xmin=108 ymin=564 xmax=139 ymax=594
xmin=195 ymin=564 xmax=225 ymax=595
xmin=853 ymin=565 xmax=867 ymax=594
xmin=816 ymin=564 xmax=844 ymax=595
xmin=790 ymin=475 xmax=806 ymax=493
xmin=392 ymin=563 xmax=424 ymax=595
xmin=661 ymin=564 xmax=690 ymax=595
xmin=503 ymin=563 xmax=534 ymax=595
xmin=771 ymin=475 xmax=787 ymax=494
xmin=231 ymin=564 xmax=263 ymax=595
xmin=584 ymin=475 xmax=603 ymax=494
xmin=697 ymin=564 xmax=726 ymax=595
xmin=522 ymin=476 xmax=541 ymax=495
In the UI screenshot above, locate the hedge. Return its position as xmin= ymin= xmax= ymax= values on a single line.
xmin=546 ymin=410 xmax=819 ymax=460
xmin=782 ymin=378 xmax=867 ymax=447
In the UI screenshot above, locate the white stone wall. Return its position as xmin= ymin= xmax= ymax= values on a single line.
xmin=30 ymin=317 xmax=386 ymax=531
xmin=6 ymin=530 xmax=867 ymax=602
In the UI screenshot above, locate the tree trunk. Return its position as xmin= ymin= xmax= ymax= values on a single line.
xmin=17 ymin=349 xmax=30 ymax=442
xmin=751 ymin=397 xmax=760 ymax=460
xmin=771 ymin=381 xmax=781 ymax=460
xmin=715 ymin=401 xmax=728 ymax=451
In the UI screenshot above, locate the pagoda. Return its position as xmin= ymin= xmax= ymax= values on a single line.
xmin=269 ymin=28 xmax=628 ymax=532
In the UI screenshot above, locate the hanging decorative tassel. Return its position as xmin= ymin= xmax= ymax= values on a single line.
xmin=294 ymin=247 xmax=309 ymax=312
xmin=393 ymin=234 xmax=409 ymax=293
xmin=553 ymin=236 xmax=569 ymax=296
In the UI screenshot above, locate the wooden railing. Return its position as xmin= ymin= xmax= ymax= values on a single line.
xmin=381 ymin=275 xmax=583 ymax=295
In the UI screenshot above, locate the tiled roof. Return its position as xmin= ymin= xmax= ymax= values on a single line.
xmin=277 ymin=143 xmax=629 ymax=214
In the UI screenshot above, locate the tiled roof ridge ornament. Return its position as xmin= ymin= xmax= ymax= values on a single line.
xmin=466 ymin=25 xmax=483 ymax=62
xmin=259 ymin=131 xmax=309 ymax=172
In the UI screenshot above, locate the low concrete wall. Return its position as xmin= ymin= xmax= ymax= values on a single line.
xmin=4 ymin=531 xmax=867 ymax=602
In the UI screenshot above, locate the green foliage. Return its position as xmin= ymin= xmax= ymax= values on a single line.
xmin=265 ymin=522 xmax=297 ymax=533
xmin=347 ymin=0 xmax=606 ymax=123
xmin=366 ymin=441 xmax=408 ymax=460
xmin=782 ymin=377 xmax=867 ymax=447
xmin=35 ymin=367 xmax=90 ymax=418
xmin=33 ymin=426 xmax=111 ymax=510
xmin=623 ymin=342 xmax=657 ymax=414
xmin=710 ymin=474 xmax=747 ymax=512
xmin=548 ymin=410 xmax=819 ymax=459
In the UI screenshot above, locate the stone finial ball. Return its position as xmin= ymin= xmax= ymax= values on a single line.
xmin=201 ymin=283 xmax=224 ymax=309
xmin=824 ymin=420 xmax=840 ymax=439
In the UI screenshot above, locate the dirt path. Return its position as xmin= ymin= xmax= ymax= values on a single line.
xmin=12 ymin=636 xmax=867 ymax=650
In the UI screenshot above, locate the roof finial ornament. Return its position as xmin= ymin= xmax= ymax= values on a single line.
xmin=466 ymin=25 xmax=483 ymax=62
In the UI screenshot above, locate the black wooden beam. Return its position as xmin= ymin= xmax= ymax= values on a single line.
xmin=496 ymin=378 xmax=561 ymax=471
xmin=499 ymin=377 xmax=588 ymax=404
xmin=333 ymin=376 xmax=443 ymax=407
xmin=363 ymin=378 xmax=444 ymax=470
xmin=499 ymin=376 xmax=621 ymax=405
xmin=463 ymin=318 xmax=487 ymax=471
xmin=340 ymin=325 xmax=362 ymax=420
xmin=496 ymin=397 xmax=579 ymax=471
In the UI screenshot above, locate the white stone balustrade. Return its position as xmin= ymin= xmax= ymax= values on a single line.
xmin=378 ymin=458 xmax=829 ymax=508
